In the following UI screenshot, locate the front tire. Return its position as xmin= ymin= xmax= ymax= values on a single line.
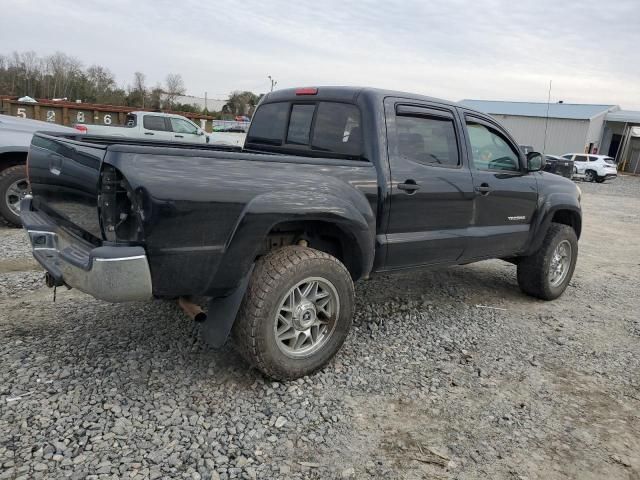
xmin=232 ymin=246 xmax=354 ymax=380
xmin=517 ymin=223 xmax=578 ymax=300
xmin=0 ymin=164 xmax=28 ymax=227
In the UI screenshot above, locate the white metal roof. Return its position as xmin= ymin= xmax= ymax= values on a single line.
xmin=605 ymin=110 xmax=640 ymax=123
xmin=460 ymin=99 xmax=618 ymax=120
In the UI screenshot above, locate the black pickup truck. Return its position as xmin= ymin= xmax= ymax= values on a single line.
xmin=22 ymin=87 xmax=582 ymax=380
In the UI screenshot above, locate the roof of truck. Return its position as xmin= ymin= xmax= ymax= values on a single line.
xmin=264 ymin=86 xmax=477 ymax=112
xmin=129 ymin=111 xmax=193 ymax=119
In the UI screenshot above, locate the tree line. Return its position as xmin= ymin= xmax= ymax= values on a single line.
xmin=0 ymin=51 xmax=260 ymax=116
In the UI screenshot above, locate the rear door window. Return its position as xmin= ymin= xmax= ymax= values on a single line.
xmin=395 ymin=114 xmax=459 ymax=167
xmin=143 ymin=115 xmax=169 ymax=131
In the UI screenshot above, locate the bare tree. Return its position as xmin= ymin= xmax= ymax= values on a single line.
xmin=130 ymin=71 xmax=147 ymax=108
xmin=86 ymin=65 xmax=116 ymax=103
xmin=46 ymin=52 xmax=83 ymax=99
xmin=164 ymin=73 xmax=186 ymax=108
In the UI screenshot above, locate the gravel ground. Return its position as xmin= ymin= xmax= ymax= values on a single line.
xmin=1 ymin=176 xmax=639 ymax=480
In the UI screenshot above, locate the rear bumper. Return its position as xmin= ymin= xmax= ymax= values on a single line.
xmin=21 ymin=196 xmax=152 ymax=302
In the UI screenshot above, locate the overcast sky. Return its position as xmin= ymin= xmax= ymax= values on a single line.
xmin=3 ymin=0 xmax=640 ymax=108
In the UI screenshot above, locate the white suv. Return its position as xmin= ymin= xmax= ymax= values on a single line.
xmin=562 ymin=153 xmax=618 ymax=183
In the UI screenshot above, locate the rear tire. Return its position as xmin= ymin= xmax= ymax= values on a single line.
xmin=0 ymin=164 xmax=28 ymax=227
xmin=517 ymin=223 xmax=578 ymax=300
xmin=232 ymin=246 xmax=354 ymax=380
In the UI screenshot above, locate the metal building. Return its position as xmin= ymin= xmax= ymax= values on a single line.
xmin=600 ymin=110 xmax=640 ymax=174
xmin=460 ymin=100 xmax=618 ymax=156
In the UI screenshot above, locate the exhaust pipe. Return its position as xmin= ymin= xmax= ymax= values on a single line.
xmin=178 ymin=297 xmax=207 ymax=323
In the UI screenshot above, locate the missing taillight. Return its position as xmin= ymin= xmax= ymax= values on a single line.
xmin=99 ymin=165 xmax=143 ymax=242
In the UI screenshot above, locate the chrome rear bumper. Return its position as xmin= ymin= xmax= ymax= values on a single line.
xmin=21 ymin=197 xmax=152 ymax=302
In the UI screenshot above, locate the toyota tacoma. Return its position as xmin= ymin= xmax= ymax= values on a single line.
xmin=21 ymin=87 xmax=582 ymax=380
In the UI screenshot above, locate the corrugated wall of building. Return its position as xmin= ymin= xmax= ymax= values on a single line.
xmin=488 ymin=114 xmax=590 ymax=154
xmin=586 ymin=112 xmax=608 ymax=149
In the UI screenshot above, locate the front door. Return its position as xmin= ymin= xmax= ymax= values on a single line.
xmin=461 ymin=114 xmax=538 ymax=260
xmin=383 ymin=99 xmax=475 ymax=269
xmin=169 ymin=117 xmax=207 ymax=144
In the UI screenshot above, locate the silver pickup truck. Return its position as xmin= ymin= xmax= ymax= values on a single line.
xmin=80 ymin=111 xmax=211 ymax=144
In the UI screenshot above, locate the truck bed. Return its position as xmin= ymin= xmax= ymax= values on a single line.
xmin=26 ymin=131 xmax=378 ymax=297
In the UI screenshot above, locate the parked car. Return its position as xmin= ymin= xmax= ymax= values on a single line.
xmin=0 ymin=114 xmax=78 ymax=226
xmin=562 ymin=153 xmax=617 ymax=182
xmin=21 ymin=86 xmax=582 ymax=380
xmin=543 ymin=154 xmax=574 ymax=179
xmin=79 ymin=112 xmax=211 ymax=144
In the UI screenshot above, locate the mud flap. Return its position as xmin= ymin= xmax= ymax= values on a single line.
xmin=201 ymin=265 xmax=254 ymax=348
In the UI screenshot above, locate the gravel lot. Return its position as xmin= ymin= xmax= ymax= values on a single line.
xmin=1 ymin=176 xmax=639 ymax=480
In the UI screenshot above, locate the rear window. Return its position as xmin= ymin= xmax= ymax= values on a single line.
xmin=604 ymin=157 xmax=616 ymax=165
xmin=247 ymin=101 xmax=363 ymax=159
xmin=143 ymin=115 xmax=168 ymax=131
xmin=311 ymin=103 xmax=361 ymax=157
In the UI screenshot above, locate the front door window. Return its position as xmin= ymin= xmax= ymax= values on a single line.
xmin=466 ymin=122 xmax=519 ymax=172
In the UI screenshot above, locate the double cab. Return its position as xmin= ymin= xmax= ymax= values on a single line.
xmin=22 ymin=87 xmax=582 ymax=380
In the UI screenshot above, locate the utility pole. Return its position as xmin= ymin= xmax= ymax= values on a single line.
xmin=542 ymin=79 xmax=552 ymax=155
xmin=268 ymin=75 xmax=277 ymax=92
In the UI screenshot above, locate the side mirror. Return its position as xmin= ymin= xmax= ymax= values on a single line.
xmin=527 ymin=152 xmax=546 ymax=172
xmin=195 ymin=128 xmax=204 ymax=136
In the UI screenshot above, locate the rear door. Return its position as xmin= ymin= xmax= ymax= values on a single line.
xmin=461 ymin=114 xmax=538 ymax=259
xmin=573 ymin=154 xmax=588 ymax=174
xmin=169 ymin=117 xmax=206 ymax=143
xmin=141 ymin=115 xmax=174 ymax=141
xmin=383 ymin=98 xmax=475 ymax=269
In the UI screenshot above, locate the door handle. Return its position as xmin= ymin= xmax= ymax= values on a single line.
xmin=398 ymin=180 xmax=420 ymax=193
xmin=475 ymin=183 xmax=492 ymax=195
xmin=175 ymin=135 xmax=184 ymax=138
xmin=144 ymin=132 xmax=154 ymax=135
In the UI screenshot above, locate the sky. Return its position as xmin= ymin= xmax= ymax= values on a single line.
xmin=2 ymin=0 xmax=640 ymax=109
